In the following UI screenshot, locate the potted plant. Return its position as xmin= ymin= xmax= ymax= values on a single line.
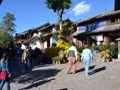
xmin=100 ymin=50 xmax=111 ymax=62
xmin=52 ymin=56 xmax=61 ymax=64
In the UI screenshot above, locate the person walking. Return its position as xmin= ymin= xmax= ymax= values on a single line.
xmin=22 ymin=45 xmax=31 ymax=71
xmin=67 ymin=43 xmax=79 ymax=74
xmin=15 ymin=44 xmax=22 ymax=65
xmin=81 ymin=44 xmax=92 ymax=76
xmin=0 ymin=53 xmax=11 ymax=90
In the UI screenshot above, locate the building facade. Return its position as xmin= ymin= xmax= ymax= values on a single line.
xmin=73 ymin=10 xmax=120 ymax=46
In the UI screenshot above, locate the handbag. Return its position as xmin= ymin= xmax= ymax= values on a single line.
xmin=21 ymin=59 xmax=24 ymax=64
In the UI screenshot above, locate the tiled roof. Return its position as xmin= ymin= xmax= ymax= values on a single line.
xmin=74 ymin=10 xmax=120 ymax=25
xmin=72 ymin=24 xmax=120 ymax=36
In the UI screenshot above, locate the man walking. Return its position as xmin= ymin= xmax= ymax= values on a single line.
xmin=67 ymin=43 xmax=79 ymax=74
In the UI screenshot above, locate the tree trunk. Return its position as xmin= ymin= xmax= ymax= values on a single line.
xmin=59 ymin=19 xmax=62 ymax=30
xmin=56 ymin=11 xmax=63 ymax=30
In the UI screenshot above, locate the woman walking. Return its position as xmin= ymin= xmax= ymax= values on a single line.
xmin=81 ymin=44 xmax=92 ymax=76
xmin=0 ymin=53 xmax=11 ymax=90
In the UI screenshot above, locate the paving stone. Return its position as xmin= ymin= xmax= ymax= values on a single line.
xmin=3 ymin=56 xmax=120 ymax=90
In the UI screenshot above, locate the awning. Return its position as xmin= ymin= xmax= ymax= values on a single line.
xmin=72 ymin=30 xmax=86 ymax=36
xmin=72 ymin=24 xmax=120 ymax=36
xmin=90 ymin=24 xmax=120 ymax=34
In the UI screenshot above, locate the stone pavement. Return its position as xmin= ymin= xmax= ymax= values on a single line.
xmin=2 ymin=59 xmax=120 ymax=90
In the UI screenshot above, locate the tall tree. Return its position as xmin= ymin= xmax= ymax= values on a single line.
xmin=0 ymin=30 xmax=13 ymax=47
xmin=0 ymin=12 xmax=16 ymax=47
xmin=45 ymin=0 xmax=71 ymax=29
xmin=0 ymin=12 xmax=16 ymax=35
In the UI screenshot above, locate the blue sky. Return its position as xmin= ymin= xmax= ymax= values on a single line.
xmin=0 ymin=0 xmax=114 ymax=34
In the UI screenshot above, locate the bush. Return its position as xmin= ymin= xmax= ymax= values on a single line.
xmin=99 ymin=44 xmax=110 ymax=51
xmin=52 ymin=56 xmax=61 ymax=62
xmin=100 ymin=50 xmax=110 ymax=59
xmin=109 ymin=43 xmax=118 ymax=58
xmin=91 ymin=45 xmax=100 ymax=52
xmin=77 ymin=46 xmax=84 ymax=53
xmin=44 ymin=47 xmax=62 ymax=57
xmin=56 ymin=39 xmax=69 ymax=55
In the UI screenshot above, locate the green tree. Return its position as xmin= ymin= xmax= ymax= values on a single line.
xmin=0 ymin=12 xmax=16 ymax=35
xmin=45 ymin=0 xmax=71 ymax=29
xmin=0 ymin=12 xmax=16 ymax=47
xmin=0 ymin=30 xmax=13 ymax=47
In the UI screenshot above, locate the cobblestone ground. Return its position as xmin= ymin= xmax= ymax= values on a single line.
xmin=2 ymin=60 xmax=120 ymax=90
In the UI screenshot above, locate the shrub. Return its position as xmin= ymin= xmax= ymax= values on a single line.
xmin=91 ymin=45 xmax=100 ymax=52
xmin=99 ymin=44 xmax=110 ymax=51
xmin=77 ymin=46 xmax=84 ymax=53
xmin=52 ymin=56 xmax=61 ymax=62
xmin=109 ymin=43 xmax=118 ymax=58
xmin=44 ymin=39 xmax=69 ymax=58
xmin=56 ymin=39 xmax=69 ymax=55
xmin=44 ymin=47 xmax=62 ymax=57
xmin=100 ymin=50 xmax=110 ymax=59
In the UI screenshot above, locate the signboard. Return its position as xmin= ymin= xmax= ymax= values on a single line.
xmin=96 ymin=35 xmax=103 ymax=41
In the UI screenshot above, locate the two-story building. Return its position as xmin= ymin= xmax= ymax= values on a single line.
xmin=15 ymin=19 xmax=73 ymax=50
xmin=73 ymin=10 xmax=120 ymax=46
xmin=15 ymin=23 xmax=55 ymax=49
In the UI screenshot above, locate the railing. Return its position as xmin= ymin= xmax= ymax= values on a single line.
xmin=79 ymin=24 xmax=106 ymax=31
xmin=110 ymin=21 xmax=120 ymax=25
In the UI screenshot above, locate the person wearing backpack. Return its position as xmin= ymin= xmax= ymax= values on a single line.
xmin=0 ymin=53 xmax=11 ymax=90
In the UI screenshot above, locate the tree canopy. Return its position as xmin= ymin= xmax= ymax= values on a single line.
xmin=45 ymin=0 xmax=72 ymax=29
xmin=0 ymin=30 xmax=13 ymax=47
xmin=0 ymin=12 xmax=16 ymax=47
xmin=0 ymin=12 xmax=16 ymax=35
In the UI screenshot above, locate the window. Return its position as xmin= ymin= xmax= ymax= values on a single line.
xmin=79 ymin=25 xmax=87 ymax=31
xmin=96 ymin=20 xmax=106 ymax=27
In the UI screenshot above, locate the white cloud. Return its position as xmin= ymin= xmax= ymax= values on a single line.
xmin=72 ymin=2 xmax=91 ymax=16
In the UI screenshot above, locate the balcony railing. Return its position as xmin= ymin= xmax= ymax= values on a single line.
xmin=110 ymin=21 xmax=120 ymax=25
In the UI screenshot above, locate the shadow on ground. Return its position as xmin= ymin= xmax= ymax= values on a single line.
xmin=20 ymin=78 xmax=55 ymax=90
xmin=33 ymin=64 xmax=53 ymax=69
xmin=89 ymin=66 xmax=106 ymax=75
xmin=76 ymin=65 xmax=96 ymax=73
xmin=10 ymin=64 xmax=61 ymax=89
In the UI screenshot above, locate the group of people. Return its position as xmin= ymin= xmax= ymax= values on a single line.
xmin=0 ymin=44 xmax=42 ymax=90
xmin=67 ymin=43 xmax=93 ymax=76
xmin=0 ymin=42 xmax=92 ymax=90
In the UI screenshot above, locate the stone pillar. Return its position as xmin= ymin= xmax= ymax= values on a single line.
xmin=116 ymin=38 xmax=120 ymax=59
xmin=103 ymin=36 xmax=108 ymax=44
xmin=118 ymin=40 xmax=120 ymax=59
